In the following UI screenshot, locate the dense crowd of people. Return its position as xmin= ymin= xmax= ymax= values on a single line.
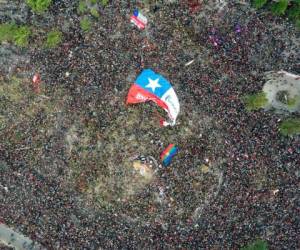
xmin=1 ymin=1 xmax=299 ymax=249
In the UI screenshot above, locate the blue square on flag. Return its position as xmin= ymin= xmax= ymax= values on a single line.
xmin=135 ymin=69 xmax=172 ymax=98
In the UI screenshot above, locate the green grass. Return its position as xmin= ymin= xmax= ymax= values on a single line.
xmin=243 ymin=92 xmax=268 ymax=111
xmin=26 ymin=0 xmax=52 ymax=13
xmin=80 ymin=17 xmax=92 ymax=32
xmin=90 ymin=0 xmax=98 ymax=4
xmin=279 ymin=118 xmax=300 ymax=136
xmin=90 ymin=8 xmax=100 ymax=18
xmin=0 ymin=23 xmax=31 ymax=47
xmin=78 ymin=0 xmax=87 ymax=14
xmin=252 ymin=0 xmax=268 ymax=9
xmin=271 ymin=0 xmax=289 ymax=15
xmin=287 ymin=96 xmax=299 ymax=107
xmin=0 ymin=23 xmax=17 ymax=42
xmin=45 ymin=30 xmax=62 ymax=48
xmin=241 ymin=239 xmax=268 ymax=250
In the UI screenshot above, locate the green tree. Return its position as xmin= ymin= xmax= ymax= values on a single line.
xmin=271 ymin=0 xmax=289 ymax=15
xmin=101 ymin=0 xmax=109 ymax=6
xmin=252 ymin=0 xmax=268 ymax=9
xmin=26 ymin=0 xmax=52 ymax=13
xmin=13 ymin=26 xmax=31 ymax=47
xmin=90 ymin=8 xmax=100 ymax=18
xmin=279 ymin=118 xmax=300 ymax=136
xmin=78 ymin=0 xmax=87 ymax=14
xmin=45 ymin=30 xmax=62 ymax=48
xmin=0 ymin=23 xmax=31 ymax=47
xmin=80 ymin=17 xmax=91 ymax=32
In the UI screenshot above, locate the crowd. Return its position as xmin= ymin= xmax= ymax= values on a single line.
xmin=1 ymin=1 xmax=299 ymax=249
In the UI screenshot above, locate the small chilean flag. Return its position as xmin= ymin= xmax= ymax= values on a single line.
xmin=161 ymin=144 xmax=178 ymax=166
xmin=126 ymin=69 xmax=180 ymax=126
xmin=130 ymin=9 xmax=148 ymax=30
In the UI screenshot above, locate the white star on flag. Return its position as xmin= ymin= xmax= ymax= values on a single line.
xmin=146 ymin=78 xmax=161 ymax=92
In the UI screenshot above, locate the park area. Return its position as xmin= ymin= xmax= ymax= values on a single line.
xmin=0 ymin=0 xmax=299 ymax=249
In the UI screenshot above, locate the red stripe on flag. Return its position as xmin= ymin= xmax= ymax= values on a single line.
xmin=130 ymin=16 xmax=146 ymax=29
xmin=160 ymin=144 xmax=175 ymax=160
xmin=126 ymin=84 xmax=169 ymax=111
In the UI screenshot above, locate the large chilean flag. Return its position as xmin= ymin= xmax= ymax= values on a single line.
xmin=126 ymin=69 xmax=180 ymax=126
